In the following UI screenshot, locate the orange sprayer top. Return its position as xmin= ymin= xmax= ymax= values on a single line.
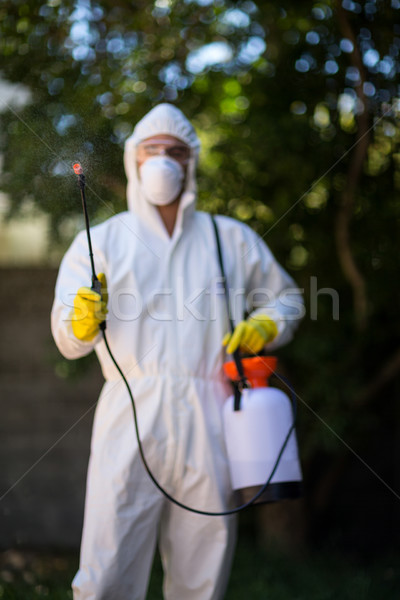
xmin=223 ymin=356 xmax=277 ymax=388
xmin=73 ymin=163 xmax=83 ymax=175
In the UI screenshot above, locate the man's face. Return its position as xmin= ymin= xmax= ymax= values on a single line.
xmin=136 ymin=134 xmax=190 ymax=169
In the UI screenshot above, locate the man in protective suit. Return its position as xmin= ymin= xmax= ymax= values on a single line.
xmin=51 ymin=103 xmax=303 ymax=600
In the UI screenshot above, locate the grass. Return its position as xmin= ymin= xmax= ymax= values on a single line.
xmin=0 ymin=538 xmax=399 ymax=599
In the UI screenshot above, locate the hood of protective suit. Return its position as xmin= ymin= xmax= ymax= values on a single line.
xmin=124 ymin=103 xmax=200 ymax=241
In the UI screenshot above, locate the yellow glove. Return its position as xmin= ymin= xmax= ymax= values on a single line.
xmin=71 ymin=273 xmax=108 ymax=342
xmin=222 ymin=314 xmax=278 ymax=355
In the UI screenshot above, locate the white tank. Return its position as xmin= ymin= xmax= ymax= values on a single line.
xmin=223 ymin=357 xmax=302 ymax=505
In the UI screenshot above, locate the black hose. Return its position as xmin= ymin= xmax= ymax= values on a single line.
xmin=75 ymin=166 xmax=298 ymax=516
xmin=101 ymin=326 xmax=297 ymax=516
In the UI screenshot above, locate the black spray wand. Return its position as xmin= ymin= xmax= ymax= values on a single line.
xmin=72 ymin=163 xmax=102 ymax=298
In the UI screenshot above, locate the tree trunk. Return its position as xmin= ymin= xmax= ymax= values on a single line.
xmin=334 ymin=1 xmax=370 ymax=332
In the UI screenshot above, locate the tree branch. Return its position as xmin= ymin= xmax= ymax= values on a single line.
xmin=334 ymin=1 xmax=370 ymax=331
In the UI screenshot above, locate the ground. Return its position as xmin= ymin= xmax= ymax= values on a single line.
xmin=1 ymin=537 xmax=399 ymax=599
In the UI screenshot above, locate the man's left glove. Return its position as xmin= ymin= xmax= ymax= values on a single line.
xmin=222 ymin=314 xmax=278 ymax=355
xmin=71 ymin=272 xmax=108 ymax=342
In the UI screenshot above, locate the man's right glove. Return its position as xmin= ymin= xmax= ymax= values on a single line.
xmin=71 ymin=272 xmax=108 ymax=342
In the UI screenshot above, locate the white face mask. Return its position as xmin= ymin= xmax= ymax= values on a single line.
xmin=139 ymin=156 xmax=185 ymax=206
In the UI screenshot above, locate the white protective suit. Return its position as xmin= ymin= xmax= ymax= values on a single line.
xmin=51 ymin=104 xmax=303 ymax=600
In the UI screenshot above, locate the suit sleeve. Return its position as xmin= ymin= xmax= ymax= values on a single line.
xmin=241 ymin=225 xmax=304 ymax=350
xmin=51 ymin=230 xmax=106 ymax=360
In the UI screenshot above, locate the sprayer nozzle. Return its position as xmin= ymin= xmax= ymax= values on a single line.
xmin=73 ymin=163 xmax=83 ymax=175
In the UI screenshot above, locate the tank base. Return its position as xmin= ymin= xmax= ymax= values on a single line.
xmin=235 ymin=481 xmax=303 ymax=506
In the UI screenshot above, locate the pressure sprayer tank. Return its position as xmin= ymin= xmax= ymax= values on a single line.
xmin=223 ymin=356 xmax=302 ymax=505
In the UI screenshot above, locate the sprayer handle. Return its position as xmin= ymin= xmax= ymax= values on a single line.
xmin=91 ymin=277 xmax=102 ymax=296
xmin=91 ymin=276 xmax=107 ymax=332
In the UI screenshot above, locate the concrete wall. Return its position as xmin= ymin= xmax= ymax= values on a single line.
xmin=0 ymin=268 xmax=103 ymax=549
